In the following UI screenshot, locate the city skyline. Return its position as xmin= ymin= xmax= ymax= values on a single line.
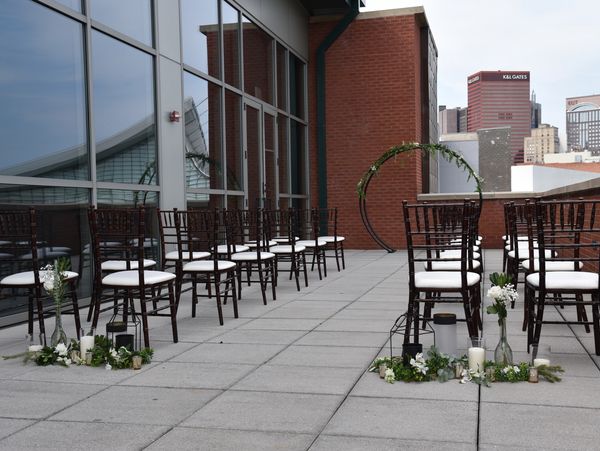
xmin=362 ymin=0 xmax=600 ymax=149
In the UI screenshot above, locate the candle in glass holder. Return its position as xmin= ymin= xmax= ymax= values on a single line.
xmin=533 ymin=358 xmax=550 ymax=367
xmin=379 ymin=364 xmax=387 ymax=378
xmin=80 ymin=335 xmax=95 ymax=359
xmin=529 ymin=367 xmax=539 ymax=383
xmin=85 ymin=351 xmax=93 ymax=365
xmin=132 ymin=355 xmax=142 ymax=370
xmin=468 ymin=338 xmax=485 ymax=372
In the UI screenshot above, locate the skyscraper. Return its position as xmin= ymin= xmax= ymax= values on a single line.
xmin=566 ymin=94 xmax=600 ymax=154
xmin=439 ymin=105 xmax=467 ymax=134
xmin=467 ymin=70 xmax=531 ymax=163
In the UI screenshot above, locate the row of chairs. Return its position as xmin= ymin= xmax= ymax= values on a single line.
xmin=505 ymin=199 xmax=600 ymax=355
xmin=0 ymin=206 xmax=345 ymax=348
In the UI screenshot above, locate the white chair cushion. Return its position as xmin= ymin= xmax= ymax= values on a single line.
xmin=1 ymin=270 xmax=78 ymax=286
xmin=522 ymin=259 xmax=583 ymax=271
xmin=318 ymin=235 xmax=345 ymax=243
xmin=526 ymin=271 xmax=599 ymax=290
xmin=246 ymin=240 xmax=277 ymax=248
xmin=508 ymin=249 xmax=552 ymax=259
xmin=215 ymin=244 xmax=249 ymax=254
xmin=414 ymin=271 xmax=480 ymax=289
xmin=270 ymin=245 xmax=306 ymax=254
xmin=102 ymin=270 xmax=175 ymax=287
xmin=231 ymin=251 xmax=275 ymax=261
xmin=440 ymin=250 xmax=481 ymax=260
xmin=183 ymin=260 xmax=236 ymax=272
xmin=425 ymin=260 xmax=481 ymax=271
xmin=165 ymin=251 xmax=210 ymax=261
xmin=296 ymin=239 xmax=326 ymax=248
xmin=101 ymin=259 xmax=156 ymax=271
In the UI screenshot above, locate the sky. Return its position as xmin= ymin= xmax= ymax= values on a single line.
xmin=361 ymin=0 xmax=600 ymax=149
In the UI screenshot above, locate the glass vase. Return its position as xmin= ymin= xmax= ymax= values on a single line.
xmin=494 ymin=318 xmax=513 ymax=366
xmin=50 ymin=304 xmax=67 ymax=347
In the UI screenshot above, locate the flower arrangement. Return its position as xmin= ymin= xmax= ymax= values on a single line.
xmin=4 ymin=335 xmax=153 ymax=370
xmin=40 ymin=257 xmax=71 ymax=346
xmin=486 ymin=272 xmax=519 ymax=323
xmin=370 ymin=347 xmax=564 ymax=386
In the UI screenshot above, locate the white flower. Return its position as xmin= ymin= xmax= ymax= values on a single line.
xmin=43 ymin=279 xmax=54 ymax=293
xmin=384 ymin=368 xmax=395 ymax=383
xmin=54 ymin=343 xmax=68 ymax=356
xmin=28 ymin=345 xmax=43 ymax=353
xmin=105 ymin=363 xmax=112 ymax=370
xmin=64 ymin=358 xmax=72 ymax=367
xmin=110 ymin=348 xmax=118 ymax=358
xmin=502 ymin=366 xmax=510 ymax=374
xmin=513 ymin=365 xmax=520 ymax=373
xmin=487 ymin=286 xmax=503 ymax=300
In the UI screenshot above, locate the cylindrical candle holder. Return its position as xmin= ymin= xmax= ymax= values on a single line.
xmin=433 ymin=313 xmax=457 ymax=356
xmin=379 ymin=363 xmax=387 ymax=378
xmin=531 ymin=344 xmax=551 ymax=367
xmin=79 ymin=335 xmax=95 ymax=360
xmin=454 ymin=362 xmax=464 ymax=379
xmin=85 ymin=351 xmax=93 ymax=365
xmin=468 ymin=337 xmax=486 ymax=372
xmin=132 ymin=355 xmax=142 ymax=370
xmin=529 ymin=367 xmax=539 ymax=383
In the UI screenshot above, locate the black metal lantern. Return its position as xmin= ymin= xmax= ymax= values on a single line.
xmin=106 ymin=301 xmax=141 ymax=351
xmin=389 ymin=312 xmax=435 ymax=360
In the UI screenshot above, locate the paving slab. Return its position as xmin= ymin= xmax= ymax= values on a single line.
xmin=315 ymin=318 xmax=395 ymax=333
xmin=147 ymin=427 xmax=314 ymax=451
xmin=310 ymin=435 xmax=476 ymax=451
xmin=0 ymin=380 xmax=104 ymax=419
xmin=352 ymin=371 xmax=479 ymax=402
xmin=170 ymin=342 xmax=286 ymax=365
xmin=296 ymin=331 xmax=389 ymax=348
xmin=50 ymin=385 xmax=218 ymax=426
xmin=0 ymin=421 xmax=169 ymax=450
xmin=231 ymin=364 xmax=360 ymax=395
xmin=182 ymin=390 xmax=342 ymax=433
xmin=239 ymin=318 xmax=325 ymax=331
xmin=479 ymin=402 xmax=600 ymax=450
xmin=119 ymin=361 xmax=256 ymax=389
xmin=0 ymin=419 xmax=34 ymax=440
xmin=324 ymin=396 xmax=477 ymax=443
xmin=269 ymin=345 xmax=378 ymax=368
xmin=207 ymin=328 xmax=307 ymax=345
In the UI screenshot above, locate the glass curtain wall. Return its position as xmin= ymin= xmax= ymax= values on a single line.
xmin=0 ymin=0 xmax=157 ymax=323
xmin=181 ymin=0 xmax=308 ymax=210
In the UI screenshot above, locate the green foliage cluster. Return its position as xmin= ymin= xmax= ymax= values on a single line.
xmin=489 ymin=272 xmax=513 ymax=288
xmin=88 ymin=335 xmax=153 ymax=369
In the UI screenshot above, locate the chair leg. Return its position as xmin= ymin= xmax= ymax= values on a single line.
xmin=404 ymin=290 xmax=417 ymax=344
xmin=230 ymin=270 xmax=239 ymax=319
xmin=302 ymin=252 xmax=309 ymax=287
xmin=236 ymin=266 xmax=243 ymax=300
xmin=214 ymin=273 xmax=224 ymax=326
xmin=70 ymin=282 xmax=81 ymax=339
xmin=591 ymin=293 xmax=600 ymax=355
xmin=522 ymin=283 xmax=531 ymax=332
xmin=168 ymin=283 xmax=178 ymax=343
xmin=257 ymin=264 xmax=268 ymax=305
xmin=334 ymin=243 xmax=341 ymax=272
xmin=462 ymin=290 xmax=476 ymax=338
xmin=340 ymin=241 xmax=346 ymax=270
xmin=270 ymin=260 xmax=277 ymax=301
xmin=292 ymin=256 xmax=300 ymax=291
xmin=191 ymin=273 xmax=198 ymax=318
xmin=532 ymin=290 xmax=546 ymax=348
xmin=139 ymin=295 xmax=151 ymax=348
xmin=527 ymin=287 xmax=536 ymax=350
xmin=27 ymin=291 xmax=34 ymax=336
xmin=576 ymin=294 xmax=591 ymax=333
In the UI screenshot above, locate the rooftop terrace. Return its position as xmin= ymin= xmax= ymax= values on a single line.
xmin=0 ymin=250 xmax=599 ymax=450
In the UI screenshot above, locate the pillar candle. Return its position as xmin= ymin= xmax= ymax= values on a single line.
xmin=468 ymin=347 xmax=485 ymax=372
xmin=80 ymin=335 xmax=95 ymax=359
xmin=533 ymin=358 xmax=550 ymax=367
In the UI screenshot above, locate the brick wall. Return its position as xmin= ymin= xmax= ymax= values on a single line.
xmin=308 ymin=13 xmax=427 ymax=249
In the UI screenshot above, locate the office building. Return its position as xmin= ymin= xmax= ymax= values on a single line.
xmin=439 ymin=106 xmax=467 ymax=134
xmin=566 ymin=94 xmax=600 ymax=154
xmin=467 ymin=70 xmax=531 ymax=163
xmin=524 ymin=124 xmax=559 ymax=163
xmin=531 ymin=91 xmax=542 ymax=129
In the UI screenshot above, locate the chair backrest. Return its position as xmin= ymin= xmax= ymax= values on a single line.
xmin=402 ymin=200 xmax=473 ymax=288
xmin=528 ymin=199 xmax=597 ymax=284
xmin=88 ymin=207 xmax=146 ymax=284
xmin=316 ymin=207 xmax=339 ymax=239
xmin=184 ymin=209 xmax=220 ymax=265
xmin=505 ymin=201 xmax=530 ymax=259
xmin=0 ymin=208 xmax=40 ymax=286
xmin=157 ymin=208 xmax=179 ymax=269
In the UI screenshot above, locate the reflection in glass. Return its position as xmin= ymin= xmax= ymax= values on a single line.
xmin=187 ymin=193 xmax=223 ymax=210
xmin=222 ymin=1 xmax=240 ymax=88
xmin=277 ymin=43 xmax=287 ymax=111
xmin=243 ymin=16 xmax=273 ymax=104
xmin=184 ymin=73 xmax=223 ymax=190
xmin=246 ymin=105 xmax=261 ymax=209
xmin=0 ymin=185 xmax=90 ymax=318
xmin=0 ymin=1 xmax=87 ymax=179
xmin=90 ymin=0 xmax=152 ymax=46
xmin=92 ymin=31 xmax=156 ymax=185
xmin=289 ymin=53 xmax=305 ymax=119
xmin=264 ymin=114 xmax=276 ymax=208
xmin=54 ymin=0 xmax=82 ymax=13
xmin=225 ymin=90 xmax=243 ymax=191
xmin=182 ymin=0 xmax=219 ymax=77
xmin=290 ymin=120 xmax=306 ymax=195
xmin=278 ymin=117 xmax=289 ymax=194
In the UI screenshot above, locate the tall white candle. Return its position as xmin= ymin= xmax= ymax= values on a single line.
xmin=80 ymin=335 xmax=95 ymax=359
xmin=533 ymin=358 xmax=550 ymax=368
xmin=468 ymin=347 xmax=485 ymax=372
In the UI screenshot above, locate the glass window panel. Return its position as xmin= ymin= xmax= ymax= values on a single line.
xmin=0 ymin=1 xmax=88 ymax=180
xmin=222 ymin=1 xmax=240 ymax=88
xmin=0 ymin=185 xmax=90 ymax=319
xmin=242 ymin=16 xmax=273 ymax=104
xmin=92 ymin=31 xmax=156 ymax=185
xmin=290 ymin=120 xmax=306 ymax=195
xmin=245 ymin=104 xmax=261 ymax=210
xmin=264 ymin=114 xmax=276 ymax=208
xmin=186 ymin=193 xmax=223 ymax=210
xmin=276 ymin=43 xmax=287 ymax=111
xmin=278 ymin=116 xmax=289 ymax=194
xmin=90 ymin=0 xmax=152 ymax=46
xmin=184 ymin=73 xmax=223 ymax=190
xmin=181 ymin=0 xmax=219 ymax=78
xmin=225 ymin=90 xmax=243 ymax=191
xmin=54 ymin=0 xmax=82 ymax=13
xmin=226 ymin=195 xmax=244 ymax=210
xmin=289 ymin=53 xmax=305 ymax=119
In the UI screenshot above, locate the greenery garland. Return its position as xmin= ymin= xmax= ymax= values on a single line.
xmin=356 ymin=143 xmax=484 ymax=199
